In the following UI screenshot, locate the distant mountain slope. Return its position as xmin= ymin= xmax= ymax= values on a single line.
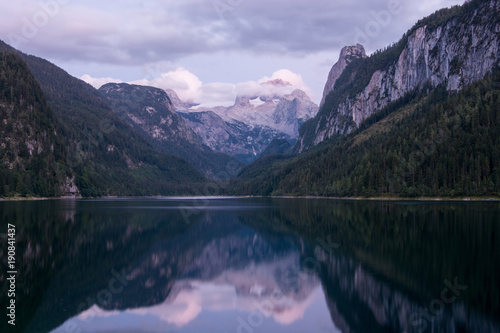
xmin=179 ymin=109 xmax=290 ymax=164
xmin=233 ymin=69 xmax=500 ymax=197
xmin=216 ymin=88 xmax=318 ymax=138
xmin=298 ymin=0 xmax=500 ymax=152
xmin=256 ymin=138 xmax=292 ymax=159
xmin=0 ymin=51 xmax=75 ymax=197
xmin=0 ymin=40 xmax=205 ymax=197
xmin=167 ymin=88 xmax=317 ymax=163
xmin=99 ymin=83 xmax=242 ymax=178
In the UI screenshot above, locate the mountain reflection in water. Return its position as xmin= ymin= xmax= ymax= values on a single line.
xmin=0 ymin=198 xmax=498 ymax=333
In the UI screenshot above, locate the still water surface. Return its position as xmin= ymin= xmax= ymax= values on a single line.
xmin=1 ymin=198 xmax=499 ymax=333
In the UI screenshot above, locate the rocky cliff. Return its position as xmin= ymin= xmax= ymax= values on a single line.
xmin=100 ymin=83 xmax=242 ymax=178
xmin=167 ymin=88 xmax=316 ymax=162
xmin=100 ymin=83 xmax=201 ymax=148
xmin=220 ymin=89 xmax=318 ymax=138
xmin=319 ymin=44 xmax=367 ymax=108
xmin=179 ymin=110 xmax=290 ymax=163
xmin=298 ymin=0 xmax=500 ymax=152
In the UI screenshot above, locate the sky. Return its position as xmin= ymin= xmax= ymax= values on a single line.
xmin=1 ymin=0 xmax=464 ymax=107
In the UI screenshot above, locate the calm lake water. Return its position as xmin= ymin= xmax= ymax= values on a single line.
xmin=1 ymin=198 xmax=499 ymax=333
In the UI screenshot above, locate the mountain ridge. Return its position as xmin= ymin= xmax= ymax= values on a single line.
xmin=0 ymin=40 xmax=206 ymax=197
xmin=297 ymin=0 xmax=500 ymax=152
xmin=99 ymin=82 xmax=242 ymax=178
xmin=167 ymin=87 xmax=318 ymax=162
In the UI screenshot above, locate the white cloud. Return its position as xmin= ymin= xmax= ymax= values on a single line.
xmin=260 ymin=69 xmax=304 ymax=86
xmin=130 ymin=68 xmax=204 ymax=103
xmin=125 ymin=68 xmax=314 ymax=108
xmin=240 ymin=68 xmax=315 ymax=99
xmin=80 ymin=74 xmax=122 ymax=88
xmin=81 ymin=67 xmax=315 ymax=107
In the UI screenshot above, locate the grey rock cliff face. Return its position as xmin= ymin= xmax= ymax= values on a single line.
xmin=167 ymin=88 xmax=317 ymax=162
xmin=179 ymin=110 xmax=290 ymax=164
xmin=319 ymin=44 xmax=367 ymax=108
xmin=99 ymin=83 xmax=241 ymax=177
xmin=300 ymin=0 xmax=500 ymax=152
xmin=215 ymin=89 xmax=318 ymax=138
xmin=100 ymin=83 xmax=201 ymax=147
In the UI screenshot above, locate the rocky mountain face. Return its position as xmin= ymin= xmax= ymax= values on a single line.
xmin=217 ymin=88 xmax=318 ymax=138
xmin=167 ymin=87 xmax=317 ymax=162
xmin=179 ymin=110 xmax=291 ymax=163
xmin=100 ymin=83 xmax=242 ymax=178
xmin=298 ymin=0 xmax=500 ymax=152
xmin=99 ymin=83 xmax=201 ymax=148
xmin=319 ymin=44 xmax=367 ymax=108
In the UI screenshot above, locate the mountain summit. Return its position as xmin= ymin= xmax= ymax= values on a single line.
xmin=168 ymin=87 xmax=318 ymax=163
xmin=99 ymin=83 xmax=242 ymax=178
xmin=320 ymin=44 xmax=367 ymax=108
xmin=234 ymin=0 xmax=500 ymax=198
xmin=298 ymin=0 xmax=500 ymax=152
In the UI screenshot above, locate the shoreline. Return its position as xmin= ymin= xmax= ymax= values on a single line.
xmin=276 ymin=196 xmax=500 ymax=202
xmin=1 ymin=195 xmax=499 ymax=202
xmin=0 ymin=196 xmax=82 ymax=201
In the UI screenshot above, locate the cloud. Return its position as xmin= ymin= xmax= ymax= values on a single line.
xmin=236 ymin=69 xmax=315 ymax=101
xmin=64 ymin=0 xmax=462 ymax=107
xmin=83 ymin=67 xmax=315 ymax=107
xmin=155 ymin=68 xmax=314 ymax=107
xmin=1 ymin=0 xmax=464 ymax=66
xmin=133 ymin=68 xmax=203 ymax=98
xmin=80 ymin=74 xmax=122 ymax=89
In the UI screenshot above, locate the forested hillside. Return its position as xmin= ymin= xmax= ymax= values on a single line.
xmin=0 ymin=51 xmax=72 ymax=197
xmin=298 ymin=0 xmax=500 ymax=151
xmin=233 ymin=70 xmax=500 ymax=197
xmin=0 ymin=41 xmax=206 ymax=197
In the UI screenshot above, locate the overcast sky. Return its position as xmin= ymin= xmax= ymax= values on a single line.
xmin=1 ymin=0 xmax=464 ymax=106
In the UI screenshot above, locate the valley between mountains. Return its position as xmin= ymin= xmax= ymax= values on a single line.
xmin=1 ymin=0 xmax=499 ymax=199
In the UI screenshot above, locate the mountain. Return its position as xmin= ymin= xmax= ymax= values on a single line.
xmin=319 ymin=44 xmax=367 ymax=108
xmin=235 ymin=68 xmax=500 ymax=197
xmin=257 ymin=138 xmax=293 ymax=159
xmin=0 ymin=51 xmax=76 ymax=197
xmin=233 ymin=0 xmax=500 ymax=198
xmin=219 ymin=88 xmax=318 ymax=138
xmin=99 ymin=83 xmax=242 ymax=178
xmin=0 ymin=40 xmax=205 ymax=197
xmin=167 ymin=87 xmax=318 ymax=162
xmin=178 ymin=109 xmax=291 ymax=164
xmin=297 ymin=0 xmax=500 ymax=152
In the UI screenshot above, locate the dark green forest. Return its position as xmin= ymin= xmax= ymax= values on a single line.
xmin=0 ymin=43 xmax=206 ymax=197
xmin=233 ymin=70 xmax=500 ymax=198
xmin=0 ymin=51 xmax=70 ymax=197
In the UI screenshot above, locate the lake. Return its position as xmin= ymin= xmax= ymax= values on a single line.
xmin=1 ymin=198 xmax=499 ymax=333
